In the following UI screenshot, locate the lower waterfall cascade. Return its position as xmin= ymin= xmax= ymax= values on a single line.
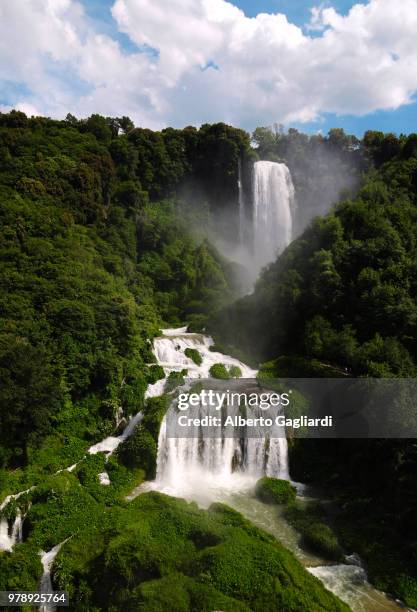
xmin=148 ymin=326 xmax=289 ymax=503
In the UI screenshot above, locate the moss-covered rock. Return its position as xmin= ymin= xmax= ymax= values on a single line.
xmin=228 ymin=365 xmax=242 ymax=378
xmin=209 ymin=363 xmax=230 ymax=379
xmin=118 ymin=395 xmax=169 ymax=479
xmin=117 ymin=427 xmax=157 ymax=477
xmin=147 ymin=364 xmax=165 ymax=384
xmin=285 ymin=502 xmax=344 ymax=562
xmin=184 ymin=348 xmax=203 ymax=366
xmin=0 ymin=542 xmax=42 ymax=592
xmin=165 ymin=370 xmax=187 ymax=392
xmin=255 ymin=477 xmax=296 ymax=505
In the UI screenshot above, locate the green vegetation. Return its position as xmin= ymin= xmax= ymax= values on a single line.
xmin=209 ymin=363 xmax=242 ymax=379
xmin=184 ymin=347 xmax=203 ymax=366
xmin=118 ymin=396 xmax=169 ymax=479
xmin=0 ymin=543 xmax=42 ymax=592
xmin=165 ymin=369 xmax=187 ymax=393
xmin=254 ymin=479 xmax=343 ymax=562
xmin=255 ymin=477 xmax=296 ymax=505
xmin=1 ymin=110 xmax=417 ymax=607
xmin=216 ymin=131 xmax=417 ymax=377
xmin=51 ymin=492 xmax=348 ymax=611
xmin=285 ymin=502 xmax=344 ymax=562
xmin=326 ymin=490 xmax=417 ymax=607
xmin=209 ymin=363 xmax=230 ymax=379
xmin=228 ymin=365 xmax=242 ymax=378
xmin=148 ymin=364 xmax=165 ymax=384
xmin=209 ymin=342 xmax=257 ymax=368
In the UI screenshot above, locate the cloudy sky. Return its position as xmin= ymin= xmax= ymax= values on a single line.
xmin=1 ymin=0 xmax=417 ymax=135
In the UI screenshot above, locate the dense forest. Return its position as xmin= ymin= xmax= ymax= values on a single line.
xmin=1 ymin=110 xmax=417 ymax=609
xmin=0 ymin=112 xmax=253 ymax=473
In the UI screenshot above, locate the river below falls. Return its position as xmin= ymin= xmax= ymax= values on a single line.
xmin=228 ymin=490 xmax=405 ymax=612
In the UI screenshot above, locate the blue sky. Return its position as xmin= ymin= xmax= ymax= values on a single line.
xmin=1 ymin=0 xmax=417 ymax=136
xmin=83 ymin=0 xmax=359 ymax=31
xmin=233 ymin=0 xmax=356 ymax=22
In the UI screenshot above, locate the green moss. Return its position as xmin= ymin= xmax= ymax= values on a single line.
xmin=74 ymin=453 xmax=144 ymax=504
xmin=285 ymin=502 xmax=344 ymax=562
xmin=52 ymin=492 xmax=348 ymax=611
xmin=255 ymin=477 xmax=296 ymax=505
xmin=208 ymin=342 xmax=257 ymax=369
xmin=209 ymin=363 xmax=243 ymax=379
xmin=209 ymin=363 xmax=230 ymax=380
xmin=118 ymin=395 xmax=169 ymax=479
xmin=24 ymin=472 xmax=106 ymax=550
xmin=228 ymin=365 xmax=242 ymax=378
xmin=0 ymin=542 xmax=42 ymax=591
xmin=134 ymin=573 xmax=251 ymax=611
xmin=184 ymin=348 xmax=203 ymax=366
xmin=165 ymin=370 xmax=187 ymax=393
xmin=147 ymin=364 xmax=165 ymax=384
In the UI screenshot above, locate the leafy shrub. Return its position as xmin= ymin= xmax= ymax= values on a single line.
xmin=0 ymin=542 xmax=42 ymax=591
xmin=209 ymin=363 xmax=230 ymax=380
xmin=285 ymin=502 xmax=344 ymax=562
xmin=165 ymin=370 xmax=187 ymax=393
xmin=395 ymin=574 xmax=417 ymax=609
xmin=228 ymin=365 xmax=242 ymax=378
xmin=147 ymin=364 xmax=165 ymax=384
xmin=184 ymin=348 xmax=202 ymax=366
xmin=118 ymin=395 xmax=169 ymax=478
xmin=302 ymin=523 xmax=344 ymax=561
xmin=255 ymin=477 xmax=296 ymax=505
xmin=117 ymin=426 xmax=157 ymax=478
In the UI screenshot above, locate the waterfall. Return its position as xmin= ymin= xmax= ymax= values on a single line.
xmin=39 ymin=541 xmax=67 ymax=611
xmin=238 ymin=158 xmax=245 ymax=245
xmin=252 ymin=161 xmax=295 ymax=270
xmin=0 ymin=511 xmax=23 ymax=552
xmin=148 ymin=328 xmax=289 ymax=505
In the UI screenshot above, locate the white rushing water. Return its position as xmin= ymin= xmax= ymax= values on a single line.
xmin=0 ymin=511 xmax=23 ymax=552
xmin=144 ymin=327 xmax=289 ymax=505
xmin=88 ymin=410 xmax=143 ymax=456
xmin=39 ymin=541 xmax=67 ymax=611
xmin=252 ymin=160 xmax=295 ymax=270
xmin=238 ymin=157 xmax=245 ymax=245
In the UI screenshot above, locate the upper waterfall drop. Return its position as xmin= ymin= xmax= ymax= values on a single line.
xmin=252 ymin=161 xmax=295 ymax=270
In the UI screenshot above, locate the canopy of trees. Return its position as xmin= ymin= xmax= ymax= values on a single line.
xmin=0 ymin=112 xmax=248 ymax=470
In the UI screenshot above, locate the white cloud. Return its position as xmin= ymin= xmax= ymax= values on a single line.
xmin=0 ymin=0 xmax=417 ymax=128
